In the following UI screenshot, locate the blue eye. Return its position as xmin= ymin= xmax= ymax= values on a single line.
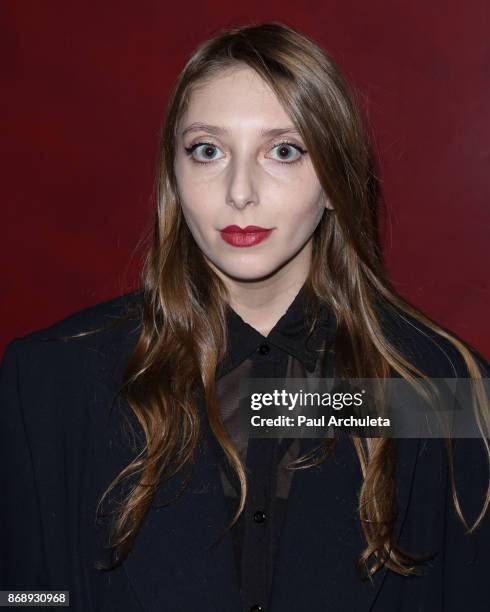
xmin=270 ymin=142 xmax=307 ymax=164
xmin=184 ymin=142 xmax=223 ymax=164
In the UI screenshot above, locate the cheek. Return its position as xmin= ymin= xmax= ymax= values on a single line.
xmin=279 ymin=188 xmax=324 ymax=230
xmin=181 ymin=201 xmax=209 ymax=233
xmin=175 ymin=166 xmax=219 ymax=226
xmin=178 ymin=189 xmax=218 ymax=241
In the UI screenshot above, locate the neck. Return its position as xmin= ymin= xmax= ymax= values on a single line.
xmin=207 ymin=240 xmax=312 ymax=337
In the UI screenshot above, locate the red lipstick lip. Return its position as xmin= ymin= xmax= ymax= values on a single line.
xmin=220 ymin=225 xmax=270 ymax=233
xmin=219 ymin=226 xmax=274 ymax=247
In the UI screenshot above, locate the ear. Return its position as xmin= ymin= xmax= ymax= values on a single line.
xmin=322 ymin=191 xmax=334 ymax=211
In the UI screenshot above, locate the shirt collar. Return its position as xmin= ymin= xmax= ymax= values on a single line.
xmin=217 ymin=280 xmax=336 ymax=378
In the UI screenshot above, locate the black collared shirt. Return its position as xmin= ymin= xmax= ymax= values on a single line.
xmin=214 ymin=282 xmax=336 ymax=612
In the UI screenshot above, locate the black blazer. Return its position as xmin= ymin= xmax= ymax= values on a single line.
xmin=1 ymin=291 xmax=489 ymax=612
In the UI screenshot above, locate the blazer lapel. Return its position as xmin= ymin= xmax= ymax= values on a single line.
xmin=121 ymin=413 xmax=242 ymax=611
xmin=268 ymin=434 xmax=420 ymax=612
xmin=89 ymin=342 xmax=242 ymax=611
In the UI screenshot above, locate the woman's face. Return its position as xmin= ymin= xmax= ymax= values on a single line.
xmin=174 ymin=65 xmax=332 ymax=283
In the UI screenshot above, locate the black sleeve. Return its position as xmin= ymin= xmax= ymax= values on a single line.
xmin=0 ymin=340 xmax=49 ymax=588
xmin=442 ymin=344 xmax=490 ymax=608
xmin=442 ymin=436 xmax=490 ymax=610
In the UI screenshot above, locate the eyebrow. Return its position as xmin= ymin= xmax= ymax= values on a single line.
xmin=180 ymin=122 xmax=301 ymax=139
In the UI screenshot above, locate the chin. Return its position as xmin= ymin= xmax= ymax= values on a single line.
xmin=216 ymin=261 xmax=283 ymax=283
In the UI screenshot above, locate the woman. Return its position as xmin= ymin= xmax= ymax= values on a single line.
xmin=1 ymin=21 xmax=489 ymax=612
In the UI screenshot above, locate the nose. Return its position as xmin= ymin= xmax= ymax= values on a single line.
xmin=225 ymin=152 xmax=259 ymax=210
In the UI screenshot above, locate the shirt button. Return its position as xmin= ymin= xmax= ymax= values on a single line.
xmin=257 ymin=343 xmax=270 ymax=355
xmin=253 ymin=509 xmax=267 ymax=523
xmin=250 ymin=605 xmax=264 ymax=612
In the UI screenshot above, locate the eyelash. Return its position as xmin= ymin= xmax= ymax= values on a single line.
xmin=183 ymin=140 xmax=308 ymax=166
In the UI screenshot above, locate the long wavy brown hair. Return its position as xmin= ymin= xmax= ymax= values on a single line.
xmin=88 ymin=21 xmax=490 ymax=579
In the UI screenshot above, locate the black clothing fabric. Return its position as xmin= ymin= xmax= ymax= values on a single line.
xmin=215 ymin=284 xmax=335 ymax=610
xmin=1 ymin=283 xmax=490 ymax=612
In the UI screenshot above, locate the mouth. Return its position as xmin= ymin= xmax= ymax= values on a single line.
xmin=219 ymin=225 xmax=274 ymax=247
xmin=220 ymin=225 xmax=271 ymax=233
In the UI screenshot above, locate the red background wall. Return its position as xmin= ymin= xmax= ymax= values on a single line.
xmin=2 ymin=1 xmax=489 ymax=358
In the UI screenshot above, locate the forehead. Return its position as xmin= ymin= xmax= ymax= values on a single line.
xmin=181 ymin=66 xmax=292 ymax=130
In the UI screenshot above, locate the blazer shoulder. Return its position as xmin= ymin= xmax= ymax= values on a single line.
xmin=3 ymin=290 xmax=144 ymax=371
xmin=12 ymin=290 xmax=142 ymax=343
xmin=376 ymin=299 xmax=490 ymax=378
